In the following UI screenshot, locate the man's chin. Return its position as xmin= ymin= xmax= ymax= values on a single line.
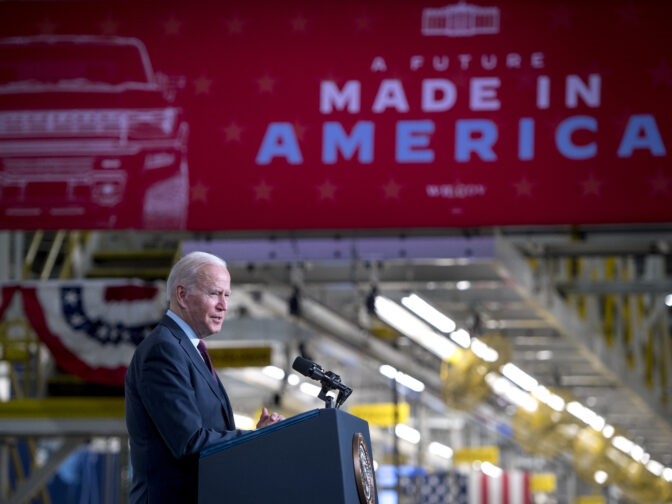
xmin=209 ymin=323 xmax=224 ymax=333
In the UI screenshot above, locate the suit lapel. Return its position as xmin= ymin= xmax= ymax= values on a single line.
xmin=160 ymin=316 xmax=235 ymax=427
xmin=217 ymin=379 xmax=235 ymax=429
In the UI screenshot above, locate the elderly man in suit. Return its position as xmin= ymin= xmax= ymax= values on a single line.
xmin=125 ymin=251 xmax=282 ymax=503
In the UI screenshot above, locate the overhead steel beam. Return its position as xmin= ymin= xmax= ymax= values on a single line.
xmin=0 ymin=419 xmax=126 ymax=437
xmin=251 ymin=288 xmax=444 ymax=394
xmin=556 ymin=280 xmax=672 ymax=294
xmin=495 ymin=235 xmax=672 ymax=435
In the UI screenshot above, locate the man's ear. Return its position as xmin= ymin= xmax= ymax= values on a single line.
xmin=175 ymin=284 xmax=188 ymax=308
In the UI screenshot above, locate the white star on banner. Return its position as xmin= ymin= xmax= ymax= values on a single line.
xmin=63 ymin=290 xmax=79 ymax=306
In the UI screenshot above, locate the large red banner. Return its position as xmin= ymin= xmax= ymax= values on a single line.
xmin=0 ymin=1 xmax=670 ymax=230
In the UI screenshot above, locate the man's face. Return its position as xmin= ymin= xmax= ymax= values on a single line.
xmin=177 ymin=264 xmax=231 ymax=338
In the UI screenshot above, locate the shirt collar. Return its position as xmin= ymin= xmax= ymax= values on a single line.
xmin=167 ymin=309 xmax=201 ymax=351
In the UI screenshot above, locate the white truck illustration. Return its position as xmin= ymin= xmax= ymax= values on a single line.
xmin=0 ymin=35 xmax=189 ymax=229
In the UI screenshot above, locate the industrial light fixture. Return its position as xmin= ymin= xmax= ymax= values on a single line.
xmin=594 ymin=470 xmax=608 ymax=485
xmin=375 ymin=295 xmax=457 ymax=359
xmin=666 ymin=294 xmax=672 ymax=307
xmin=379 ymin=364 xmax=397 ymax=380
xmin=531 ymin=385 xmax=565 ymax=412
xmin=535 ymin=350 xmax=553 ymax=360
xmin=612 ymin=435 xmax=634 ymax=453
xmin=428 ymin=441 xmax=454 ymax=459
xmin=401 ymin=293 xmax=456 ymax=333
xmin=566 ymin=401 xmax=605 ymax=431
xmin=262 ymin=365 xmax=285 ymax=381
xmin=630 ymin=444 xmax=645 ymax=463
xmin=601 ymin=424 xmax=615 ymax=439
xmin=485 ymin=372 xmax=538 ymax=412
xmin=395 ymin=424 xmax=421 ymax=444
xmin=501 ymin=363 xmax=538 ymax=392
xmin=300 ymin=382 xmax=321 ymax=397
xmin=481 ymin=462 xmax=503 ymax=478
xmin=379 ymin=364 xmax=425 ymax=392
xmin=647 ymin=460 xmax=664 ymax=476
xmin=662 ymin=467 xmax=672 ymax=482
xmin=450 ymin=328 xmax=471 ymax=348
xmin=470 ymin=338 xmax=499 ymax=362
xmin=456 ymin=280 xmax=471 ymax=291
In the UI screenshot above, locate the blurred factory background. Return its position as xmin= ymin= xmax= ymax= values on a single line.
xmin=1 ymin=1 xmax=671 ymax=503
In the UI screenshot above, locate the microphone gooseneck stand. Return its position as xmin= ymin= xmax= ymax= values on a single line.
xmin=318 ymin=370 xmax=352 ymax=409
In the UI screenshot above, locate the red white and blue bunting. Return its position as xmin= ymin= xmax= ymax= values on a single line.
xmin=0 ymin=282 xmax=166 ymax=386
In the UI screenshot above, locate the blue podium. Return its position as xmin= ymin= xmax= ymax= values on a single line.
xmin=198 ymin=408 xmax=378 ymax=503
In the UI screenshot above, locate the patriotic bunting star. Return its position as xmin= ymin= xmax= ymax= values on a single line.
xmin=63 ymin=289 xmax=80 ymax=306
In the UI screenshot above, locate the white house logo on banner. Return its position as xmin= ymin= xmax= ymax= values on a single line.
xmin=422 ymin=2 xmax=500 ymax=37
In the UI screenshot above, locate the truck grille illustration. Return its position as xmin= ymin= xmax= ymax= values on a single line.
xmin=0 ymin=35 xmax=189 ymax=229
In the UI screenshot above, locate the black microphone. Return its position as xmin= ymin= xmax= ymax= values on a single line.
xmin=292 ymin=356 xmax=325 ymax=380
xmin=291 ymin=356 xmax=352 ymax=408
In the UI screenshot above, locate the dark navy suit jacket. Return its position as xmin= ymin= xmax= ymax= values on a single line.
xmin=125 ymin=315 xmax=242 ymax=503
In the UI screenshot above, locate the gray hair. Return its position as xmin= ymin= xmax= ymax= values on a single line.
xmin=166 ymin=251 xmax=227 ymax=302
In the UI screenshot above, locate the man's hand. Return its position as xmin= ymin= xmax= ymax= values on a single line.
xmin=256 ymin=407 xmax=284 ymax=429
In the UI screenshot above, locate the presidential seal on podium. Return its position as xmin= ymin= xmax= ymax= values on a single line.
xmin=352 ymin=432 xmax=375 ymax=504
